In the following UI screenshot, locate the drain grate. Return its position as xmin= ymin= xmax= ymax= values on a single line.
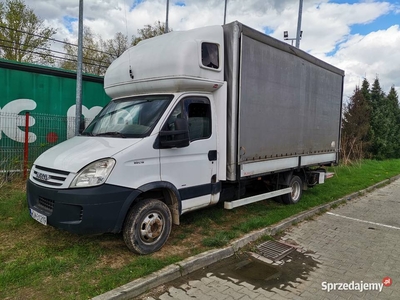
xmin=257 ymin=240 xmax=295 ymax=261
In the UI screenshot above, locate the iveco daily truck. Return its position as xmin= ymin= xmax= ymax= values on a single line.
xmin=27 ymin=21 xmax=344 ymax=254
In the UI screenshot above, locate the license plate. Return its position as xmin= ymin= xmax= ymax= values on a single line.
xmin=30 ymin=209 xmax=47 ymax=226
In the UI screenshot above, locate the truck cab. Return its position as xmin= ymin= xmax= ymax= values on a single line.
xmin=27 ymin=25 xmax=228 ymax=254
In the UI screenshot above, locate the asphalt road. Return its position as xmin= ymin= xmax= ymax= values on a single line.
xmin=137 ymin=178 xmax=400 ymax=300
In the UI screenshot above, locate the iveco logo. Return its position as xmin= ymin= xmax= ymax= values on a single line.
xmin=36 ymin=172 xmax=49 ymax=181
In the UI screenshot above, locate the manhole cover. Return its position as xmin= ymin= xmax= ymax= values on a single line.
xmin=257 ymin=240 xmax=295 ymax=261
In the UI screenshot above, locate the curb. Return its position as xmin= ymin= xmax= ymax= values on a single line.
xmin=92 ymin=174 xmax=400 ymax=300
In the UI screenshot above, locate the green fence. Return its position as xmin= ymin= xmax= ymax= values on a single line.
xmin=0 ymin=59 xmax=110 ymax=184
xmin=0 ymin=111 xmax=94 ymax=184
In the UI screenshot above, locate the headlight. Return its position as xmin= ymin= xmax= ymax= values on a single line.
xmin=70 ymin=158 xmax=116 ymax=188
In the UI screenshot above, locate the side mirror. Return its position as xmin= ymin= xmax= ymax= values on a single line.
xmin=158 ymin=118 xmax=190 ymax=149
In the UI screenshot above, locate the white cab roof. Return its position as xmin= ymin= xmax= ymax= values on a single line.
xmin=104 ymin=25 xmax=224 ymax=99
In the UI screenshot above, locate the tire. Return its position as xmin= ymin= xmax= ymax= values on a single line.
xmin=281 ymin=175 xmax=303 ymax=205
xmin=123 ymin=199 xmax=172 ymax=255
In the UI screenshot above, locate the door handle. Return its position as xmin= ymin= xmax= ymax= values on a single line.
xmin=208 ymin=150 xmax=217 ymax=161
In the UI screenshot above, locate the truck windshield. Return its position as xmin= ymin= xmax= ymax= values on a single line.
xmin=82 ymin=95 xmax=173 ymax=138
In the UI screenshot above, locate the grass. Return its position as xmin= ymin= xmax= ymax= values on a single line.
xmin=1 ymin=159 xmax=400 ymax=299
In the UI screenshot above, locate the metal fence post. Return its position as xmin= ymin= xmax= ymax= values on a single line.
xmin=24 ymin=112 xmax=29 ymax=180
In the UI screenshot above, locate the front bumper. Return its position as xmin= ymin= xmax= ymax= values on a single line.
xmin=27 ymin=180 xmax=139 ymax=234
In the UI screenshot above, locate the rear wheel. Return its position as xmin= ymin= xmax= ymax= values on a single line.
xmin=123 ymin=199 xmax=172 ymax=255
xmin=281 ymin=175 xmax=303 ymax=204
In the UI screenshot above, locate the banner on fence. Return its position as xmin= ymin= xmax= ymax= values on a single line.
xmin=0 ymin=59 xmax=111 ymax=171
xmin=0 ymin=59 xmax=110 ymax=142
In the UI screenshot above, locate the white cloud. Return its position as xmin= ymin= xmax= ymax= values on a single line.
xmin=324 ymin=25 xmax=400 ymax=98
xmin=1 ymin=0 xmax=399 ymax=99
xmin=291 ymin=1 xmax=392 ymax=55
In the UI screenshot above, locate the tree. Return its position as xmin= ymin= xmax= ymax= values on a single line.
xmin=102 ymin=32 xmax=129 ymax=66
xmin=341 ymin=85 xmax=371 ymax=163
xmin=360 ymin=78 xmax=373 ymax=157
xmin=96 ymin=32 xmax=132 ymax=73
xmin=132 ymin=21 xmax=171 ymax=46
xmin=60 ymin=21 xmax=170 ymax=75
xmin=368 ymin=77 xmax=398 ymax=159
xmin=61 ymin=29 xmax=130 ymax=76
xmin=60 ymin=27 xmax=109 ymax=75
xmin=360 ymin=78 xmax=371 ymax=104
xmin=0 ymin=0 xmax=56 ymax=64
xmin=386 ymin=86 xmax=400 ymax=157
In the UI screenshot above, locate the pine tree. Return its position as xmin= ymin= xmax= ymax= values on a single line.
xmin=368 ymin=78 xmax=396 ymax=159
xmin=360 ymin=78 xmax=373 ymax=157
xmin=361 ymin=78 xmax=371 ymax=103
xmin=386 ymin=86 xmax=400 ymax=157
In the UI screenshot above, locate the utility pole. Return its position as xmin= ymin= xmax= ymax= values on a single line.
xmin=165 ymin=0 xmax=170 ymax=33
xmin=295 ymin=0 xmax=303 ymax=48
xmin=224 ymin=0 xmax=228 ymax=25
xmin=75 ymin=0 xmax=83 ymax=136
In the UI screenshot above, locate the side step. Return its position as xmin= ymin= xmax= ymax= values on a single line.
xmin=224 ymin=187 xmax=292 ymax=210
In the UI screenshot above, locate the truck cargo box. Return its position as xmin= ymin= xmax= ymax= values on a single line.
xmin=223 ymin=22 xmax=344 ymax=181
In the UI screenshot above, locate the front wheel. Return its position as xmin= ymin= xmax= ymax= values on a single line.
xmin=281 ymin=175 xmax=303 ymax=204
xmin=123 ymin=199 xmax=172 ymax=255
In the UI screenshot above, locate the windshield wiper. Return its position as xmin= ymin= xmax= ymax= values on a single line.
xmin=94 ymin=132 xmax=127 ymax=138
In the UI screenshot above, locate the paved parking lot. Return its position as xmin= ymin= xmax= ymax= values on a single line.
xmin=138 ymin=179 xmax=400 ymax=300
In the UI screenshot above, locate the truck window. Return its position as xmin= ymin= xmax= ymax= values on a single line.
xmin=164 ymin=103 xmax=183 ymax=131
xmin=187 ymin=102 xmax=211 ymax=141
xmin=163 ymin=97 xmax=211 ymax=142
xmin=202 ymin=43 xmax=219 ymax=69
xmin=83 ymin=95 xmax=173 ymax=138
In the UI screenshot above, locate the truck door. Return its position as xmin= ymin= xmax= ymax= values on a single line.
xmin=160 ymin=96 xmax=218 ymax=213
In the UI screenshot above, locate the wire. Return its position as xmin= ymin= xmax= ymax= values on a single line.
xmin=0 ymin=38 xmax=66 ymax=57
xmin=0 ymin=22 xmax=132 ymax=74
xmin=0 ymin=24 xmax=111 ymax=55
xmin=0 ymin=43 xmax=109 ymax=68
xmin=0 ymin=35 xmax=113 ymax=66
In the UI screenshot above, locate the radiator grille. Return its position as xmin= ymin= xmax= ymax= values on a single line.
xmin=31 ymin=165 xmax=70 ymax=187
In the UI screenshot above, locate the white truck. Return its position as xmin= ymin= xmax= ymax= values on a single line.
xmin=27 ymin=21 xmax=344 ymax=254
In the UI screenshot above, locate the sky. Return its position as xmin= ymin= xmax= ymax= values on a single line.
xmin=4 ymin=0 xmax=400 ymax=100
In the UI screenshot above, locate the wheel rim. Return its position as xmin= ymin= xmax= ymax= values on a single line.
xmin=140 ymin=212 xmax=164 ymax=244
xmin=291 ymin=181 xmax=301 ymax=202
